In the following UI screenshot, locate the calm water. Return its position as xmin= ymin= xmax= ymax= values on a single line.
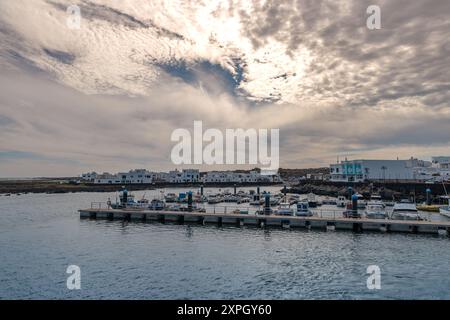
xmin=1 ymin=187 xmax=450 ymax=299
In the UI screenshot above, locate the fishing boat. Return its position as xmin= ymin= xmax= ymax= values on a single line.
xmin=365 ymin=201 xmax=387 ymax=219
xmin=391 ymin=202 xmax=421 ymax=220
xmin=296 ymin=201 xmax=313 ymax=217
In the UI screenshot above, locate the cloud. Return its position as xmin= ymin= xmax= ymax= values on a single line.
xmin=0 ymin=0 xmax=449 ymax=177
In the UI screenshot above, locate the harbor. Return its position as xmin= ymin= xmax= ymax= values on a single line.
xmin=3 ymin=186 xmax=450 ymax=299
xmin=78 ymin=186 xmax=450 ymax=237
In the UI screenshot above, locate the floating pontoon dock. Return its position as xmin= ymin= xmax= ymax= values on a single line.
xmin=78 ymin=206 xmax=450 ymax=236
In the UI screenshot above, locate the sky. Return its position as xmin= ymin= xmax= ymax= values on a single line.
xmin=0 ymin=0 xmax=449 ymax=177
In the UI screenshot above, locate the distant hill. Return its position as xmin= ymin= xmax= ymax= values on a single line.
xmin=278 ymin=167 xmax=330 ymax=179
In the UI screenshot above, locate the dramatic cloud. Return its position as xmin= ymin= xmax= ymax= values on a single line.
xmin=0 ymin=0 xmax=449 ymax=176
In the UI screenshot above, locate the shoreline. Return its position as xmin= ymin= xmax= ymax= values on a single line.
xmin=0 ymin=180 xmax=284 ymax=195
xmin=1 ymin=179 xmax=449 ymax=202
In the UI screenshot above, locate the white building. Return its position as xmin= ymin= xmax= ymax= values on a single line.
xmin=82 ymin=169 xmax=154 ymax=184
xmin=81 ymin=168 xmax=281 ymax=184
xmin=81 ymin=172 xmax=98 ymax=182
xmin=201 ymin=170 xmax=282 ymax=183
xmin=329 ymin=158 xmax=431 ymax=182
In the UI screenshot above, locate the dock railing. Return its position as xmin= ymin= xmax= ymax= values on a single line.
xmin=88 ymin=201 xmax=354 ymax=220
xmin=91 ymin=202 xmax=109 ymax=209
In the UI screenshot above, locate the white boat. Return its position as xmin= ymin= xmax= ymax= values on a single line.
xmin=296 ymin=201 xmax=313 ymax=217
xmin=148 ymin=199 xmax=165 ymax=210
xmin=440 ymin=206 xmax=450 ymax=218
xmin=365 ymin=201 xmax=387 ymax=219
xmin=275 ymin=202 xmax=294 ymax=216
xmin=164 ymin=193 xmax=177 ymax=203
xmin=391 ymin=202 xmax=421 ymax=220
xmin=355 ymin=193 xmax=367 ymax=209
xmin=440 ymin=183 xmax=450 ymax=218
xmin=336 ymin=196 xmax=346 ymax=208
xmin=307 ymin=193 xmax=319 ymax=208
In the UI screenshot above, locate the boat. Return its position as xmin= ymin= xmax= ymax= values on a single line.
xmin=296 ymin=201 xmax=313 ymax=217
xmin=439 ymin=182 xmax=450 ymax=218
xmin=322 ymin=197 xmax=337 ymax=205
xmin=250 ymin=199 xmax=264 ymax=206
xmin=365 ymin=201 xmax=387 ymax=219
xmin=440 ymin=206 xmax=450 ymax=218
xmin=343 ymin=209 xmax=362 ymax=218
xmin=336 ymin=196 xmax=346 ymax=208
xmin=307 ymin=193 xmax=319 ymax=208
xmin=164 ymin=193 xmax=177 ymax=203
xmin=391 ymin=202 xmax=421 ymax=220
xmin=148 ymin=199 xmax=165 ymax=210
xmin=384 ymin=200 xmax=395 ymax=207
xmin=275 ymin=202 xmax=294 ymax=216
xmin=416 ymin=204 xmax=440 ymax=212
xmin=237 ymin=197 xmax=251 ymax=204
xmin=270 ymin=197 xmax=281 ymax=206
xmin=224 ymin=195 xmax=240 ymax=202
xmin=336 ymin=195 xmax=347 ymax=208
xmin=355 ymin=193 xmax=367 ymax=209
xmin=232 ymin=209 xmax=249 ymax=215
xmin=207 ymin=195 xmax=223 ymax=204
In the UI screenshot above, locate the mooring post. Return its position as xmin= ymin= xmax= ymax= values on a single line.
xmin=264 ymin=194 xmax=271 ymax=215
xmin=426 ymin=188 xmax=432 ymax=206
xmin=352 ymin=194 xmax=358 ymax=217
xmin=187 ymin=191 xmax=193 ymax=212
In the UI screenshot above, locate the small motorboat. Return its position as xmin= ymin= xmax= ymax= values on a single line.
xmin=148 ymin=199 xmax=165 ymax=210
xmin=296 ymin=201 xmax=313 ymax=217
xmin=391 ymin=202 xmax=421 ymax=220
xmin=275 ymin=202 xmax=294 ymax=216
xmin=365 ymin=201 xmax=387 ymax=219
xmin=307 ymin=193 xmax=319 ymax=208
xmin=336 ymin=195 xmax=346 ymax=208
xmin=232 ymin=209 xmax=249 ymax=215
xmin=343 ymin=210 xmax=362 ymax=219
xmin=440 ymin=206 xmax=450 ymax=219
xmin=164 ymin=193 xmax=177 ymax=203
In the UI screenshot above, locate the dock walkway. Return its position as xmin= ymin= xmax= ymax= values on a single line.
xmin=78 ymin=207 xmax=450 ymax=236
